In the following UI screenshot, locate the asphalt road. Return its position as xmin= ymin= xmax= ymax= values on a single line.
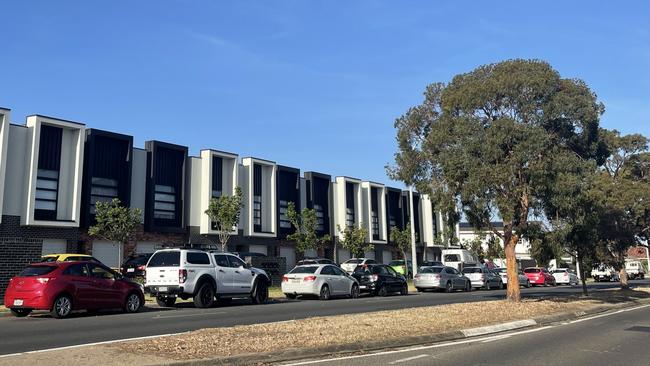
xmin=284 ymin=301 xmax=650 ymax=366
xmin=0 ymin=280 xmax=647 ymax=355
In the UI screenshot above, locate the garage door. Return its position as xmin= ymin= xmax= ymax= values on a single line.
xmin=41 ymin=239 xmax=67 ymax=256
xmin=93 ymin=241 xmax=121 ymax=268
xmin=280 ymin=247 xmax=295 ymax=270
xmin=382 ymin=250 xmax=392 ymax=264
xmin=136 ymin=241 xmax=157 ymax=254
xmin=364 ymin=251 xmax=376 ymax=260
xmin=249 ymin=244 xmax=268 ymax=256
xmin=337 ymin=249 xmax=350 ymax=263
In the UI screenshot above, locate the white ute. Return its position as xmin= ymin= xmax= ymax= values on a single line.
xmin=145 ymin=249 xmax=271 ymax=308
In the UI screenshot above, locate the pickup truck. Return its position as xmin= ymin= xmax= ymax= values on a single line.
xmin=625 ymin=261 xmax=646 ymax=280
xmin=144 ymin=249 xmax=271 ymax=308
xmin=591 ymin=265 xmax=619 ymax=282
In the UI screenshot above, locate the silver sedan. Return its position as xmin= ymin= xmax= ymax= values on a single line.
xmin=414 ymin=266 xmax=472 ymax=292
xmin=282 ymin=264 xmax=360 ymax=300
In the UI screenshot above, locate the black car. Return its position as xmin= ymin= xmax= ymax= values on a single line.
xmin=352 ymin=264 xmax=408 ymax=296
xmin=120 ymin=254 xmax=152 ymax=278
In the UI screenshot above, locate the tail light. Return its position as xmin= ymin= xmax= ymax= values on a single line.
xmin=370 ymin=274 xmax=379 ymax=282
xmin=303 ymin=275 xmax=317 ymax=282
xmin=137 ymin=265 xmax=146 ymax=271
xmin=179 ymin=269 xmax=187 ymax=284
xmin=433 ymin=274 xmax=441 ymax=280
xmin=564 ymin=273 xmax=569 ymax=278
xmin=282 ymin=275 xmax=289 ymax=282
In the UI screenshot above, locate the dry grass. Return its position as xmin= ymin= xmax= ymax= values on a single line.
xmin=115 ymin=297 xmax=602 ymax=360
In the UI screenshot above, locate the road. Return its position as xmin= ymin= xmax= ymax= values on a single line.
xmin=0 ymin=280 xmax=646 ymax=355
xmin=282 ymin=302 xmax=650 ymax=366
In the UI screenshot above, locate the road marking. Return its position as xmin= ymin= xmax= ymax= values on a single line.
xmin=462 ymin=319 xmax=537 ymax=337
xmin=388 ymin=354 xmax=429 ymax=364
xmin=152 ymin=311 xmax=227 ymax=319
xmin=0 ymin=331 xmax=190 ymax=358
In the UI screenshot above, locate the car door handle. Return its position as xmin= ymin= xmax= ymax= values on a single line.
xmin=219 ymin=269 xmax=225 ymax=273
xmin=235 ymin=271 xmax=240 ymax=274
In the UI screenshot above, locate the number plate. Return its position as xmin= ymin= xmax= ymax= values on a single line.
xmin=127 ymin=268 xmax=135 ymax=273
xmin=158 ymin=286 xmax=168 ymax=292
xmin=291 ymin=279 xmax=300 ymax=283
xmin=13 ymin=299 xmax=23 ymax=306
xmin=359 ymin=285 xmax=367 ymax=289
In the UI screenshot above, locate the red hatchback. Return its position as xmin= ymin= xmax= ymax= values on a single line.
xmin=523 ymin=267 xmax=556 ymax=287
xmin=4 ymin=261 xmax=144 ymax=318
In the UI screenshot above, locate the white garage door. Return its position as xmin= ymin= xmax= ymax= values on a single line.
xmin=249 ymin=244 xmax=268 ymax=256
xmin=364 ymin=251 xmax=376 ymax=260
xmin=136 ymin=241 xmax=157 ymax=254
xmin=382 ymin=250 xmax=392 ymax=264
xmin=280 ymin=247 xmax=295 ymax=270
xmin=41 ymin=239 xmax=67 ymax=256
xmin=337 ymin=249 xmax=351 ymax=263
xmin=93 ymin=241 xmax=121 ymax=268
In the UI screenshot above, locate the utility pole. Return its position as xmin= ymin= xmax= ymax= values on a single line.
xmin=409 ymin=187 xmax=418 ymax=278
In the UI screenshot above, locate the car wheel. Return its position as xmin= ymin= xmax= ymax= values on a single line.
xmin=193 ymin=283 xmax=215 ymax=308
xmin=499 ymin=281 xmax=505 ymax=290
xmin=377 ymin=285 xmax=389 ymax=297
xmin=416 ymin=287 xmax=424 ymax=293
xmin=445 ymin=281 xmax=453 ymax=293
xmin=251 ymin=280 xmax=269 ymax=304
xmin=483 ymin=282 xmax=490 ymax=290
xmin=124 ymin=293 xmax=142 ymax=313
xmin=285 ymin=293 xmax=297 ymax=300
xmin=319 ymin=284 xmax=331 ymax=300
xmin=51 ymin=295 xmax=73 ymax=319
xmin=10 ymin=308 xmax=32 ymax=317
xmin=400 ymin=283 xmax=408 ymax=296
xmin=465 ymin=281 xmax=471 ymax=292
xmin=350 ymin=284 xmax=360 ymax=299
xmin=156 ymin=296 xmax=176 ymax=307
xmin=526 ymin=280 xmax=531 ymax=288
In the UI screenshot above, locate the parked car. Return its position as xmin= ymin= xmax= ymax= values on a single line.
xmin=552 ymin=268 xmax=579 ymax=285
xmin=442 ymin=249 xmax=479 ymax=271
xmin=414 ymin=266 xmax=472 ymax=292
xmin=4 ymin=261 xmax=144 ymax=318
xmin=296 ymin=257 xmax=336 ymax=266
xmin=282 ymin=264 xmax=359 ymax=300
xmin=351 ymin=264 xmax=408 ymax=296
xmin=462 ymin=267 xmax=503 ymax=289
xmin=39 ymin=253 xmax=101 ymax=263
xmin=625 ymin=261 xmax=646 ymax=280
xmin=389 ymin=259 xmax=413 ymax=278
xmin=340 ymin=258 xmax=377 ymax=274
xmin=591 ymin=265 xmax=619 ymax=282
xmin=419 ymin=260 xmax=443 ymax=269
xmin=523 ymin=267 xmax=556 ymax=286
xmin=235 ymin=252 xmax=267 ymax=259
xmin=145 ymin=249 xmax=271 ymax=308
xmin=493 ymin=267 xmax=531 ymax=288
xmin=120 ymin=254 xmax=152 ymax=278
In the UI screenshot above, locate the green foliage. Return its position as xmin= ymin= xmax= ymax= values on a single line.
xmin=286 ymin=202 xmax=331 ymax=254
xmin=463 ymin=236 xmax=485 ymax=261
xmin=204 ymin=187 xmax=244 ymax=251
xmin=485 ymin=235 xmax=505 ymax=260
xmin=388 ymin=59 xmax=608 ymax=301
xmin=337 ymin=224 xmax=371 ymax=258
xmin=88 ymin=198 xmax=142 ymax=244
xmin=390 ymin=224 xmax=415 ymax=259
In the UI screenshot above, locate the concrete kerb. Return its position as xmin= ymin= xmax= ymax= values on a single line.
xmin=164 ymin=297 xmax=650 ymax=366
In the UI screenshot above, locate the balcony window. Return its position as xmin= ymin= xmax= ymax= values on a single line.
xmin=34 ymin=125 xmax=63 ymax=221
xmin=90 ymin=177 xmax=118 ymax=214
xmin=154 ymin=184 xmax=176 ymax=220
xmin=314 ymin=204 xmax=325 ymax=231
xmin=279 ymin=200 xmax=291 ymax=229
xmin=253 ymin=164 xmax=262 ymax=231
xmin=35 ymin=169 xmax=59 ymax=213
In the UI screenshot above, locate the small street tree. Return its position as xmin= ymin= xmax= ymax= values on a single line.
xmin=204 ymin=187 xmax=244 ymax=252
xmin=390 ymin=224 xmax=415 ymax=264
xmin=286 ymin=201 xmax=331 ymax=256
xmin=389 ymin=59 xmax=607 ymax=302
xmin=337 ymin=224 xmax=370 ymax=258
xmin=88 ymin=198 xmax=142 ymax=265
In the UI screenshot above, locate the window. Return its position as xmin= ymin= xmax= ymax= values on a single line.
xmin=154 ymin=184 xmax=176 ymax=220
xmin=19 ymin=265 xmax=57 ymax=277
xmin=90 ymin=177 xmax=119 ymax=214
xmin=373 ymin=266 xmax=388 ymax=275
xmin=63 ymin=264 xmax=89 ymax=277
xmin=279 ymin=200 xmax=292 ymax=229
xmin=186 ymin=252 xmax=210 ymax=265
xmin=444 ymin=254 xmax=461 ymax=262
xmin=212 ymin=156 xmax=223 ymax=198
xmin=386 ymin=266 xmax=399 ymax=276
xmin=35 ymin=169 xmax=59 ymax=213
xmin=227 ymin=255 xmax=246 ymax=268
xmin=332 ymin=266 xmax=346 ymax=276
xmin=421 ymin=267 xmax=443 ymax=274
xmin=463 ymin=268 xmax=483 ymax=274
xmin=214 ymin=254 xmax=230 ymax=267
xmin=320 ymin=266 xmax=335 ymax=275
xmin=314 ymin=204 xmax=325 ymax=231
xmin=34 ymin=125 xmax=62 ymax=221
xmin=147 ymin=251 xmax=180 ymax=267
xmin=89 ymin=264 xmax=117 ymax=280
xmin=253 ymin=164 xmax=262 ymax=230
xmin=290 ymin=266 xmax=318 ymax=274
xmin=371 ymin=187 xmax=380 ymax=239
xmin=345 ymin=182 xmax=355 ymax=228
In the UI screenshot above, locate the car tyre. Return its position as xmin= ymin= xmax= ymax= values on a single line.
xmin=416 ymin=287 xmax=424 ymax=293
xmin=400 ymin=283 xmax=408 ymax=296
xmin=51 ymin=294 xmax=73 ymax=319
xmin=465 ymin=281 xmax=471 ymax=292
xmin=319 ymin=284 xmax=331 ymax=300
xmin=445 ymin=281 xmax=453 ymax=293
xmin=156 ymin=296 xmax=176 ymax=307
xmin=10 ymin=308 xmax=32 ymax=317
xmin=251 ymin=280 xmax=269 ymax=304
xmin=124 ymin=292 xmax=142 ymax=313
xmin=285 ymin=293 xmax=297 ymax=300
xmin=194 ymin=283 xmax=215 ymax=308
xmin=377 ymin=285 xmax=389 ymax=297
xmin=499 ymin=281 xmax=505 ymax=290
xmin=526 ymin=280 xmax=531 ymax=288
xmin=350 ymin=284 xmax=360 ymax=299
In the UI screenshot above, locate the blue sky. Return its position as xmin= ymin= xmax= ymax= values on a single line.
xmin=1 ymin=1 xmax=649 ymax=187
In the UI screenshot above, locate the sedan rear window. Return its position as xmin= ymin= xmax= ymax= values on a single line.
xmin=345 ymin=259 xmax=361 ymax=264
xmin=389 ymin=260 xmax=404 ymax=266
xmin=524 ymin=268 xmax=541 ymax=273
xmin=147 ymin=252 xmax=181 ymax=267
xmin=19 ymin=265 xmax=56 ymax=277
xmin=462 ymin=268 xmax=483 ymax=273
xmin=290 ymin=266 xmax=318 ymax=274
xmin=421 ymin=267 xmax=443 ymax=273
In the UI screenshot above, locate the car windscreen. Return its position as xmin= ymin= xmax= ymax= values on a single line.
xmin=494 ymin=268 xmax=507 ymax=273
xmin=289 ymin=266 xmax=318 ymax=274
xmin=462 ymin=268 xmax=482 ymax=273
xmin=444 ymin=254 xmax=460 ymax=262
xmin=147 ymin=252 xmax=181 ymax=267
xmin=298 ymin=260 xmax=317 ymax=265
xmin=353 ymin=266 xmax=372 ymax=274
xmin=126 ymin=256 xmax=148 ymax=265
xmin=420 ymin=267 xmax=443 ymax=274
xmin=39 ymin=256 xmax=58 ymax=263
xmin=345 ymin=259 xmax=361 ymax=264
xmin=388 ymin=260 xmax=404 ymax=266
xmin=524 ymin=268 xmax=541 ymax=273
xmin=552 ymin=270 xmax=567 ymax=274
xmin=19 ymin=265 xmax=57 ymax=277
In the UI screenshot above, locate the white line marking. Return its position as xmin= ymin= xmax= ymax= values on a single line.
xmin=0 ymin=331 xmax=189 ymax=358
xmin=462 ymin=319 xmax=537 ymax=337
xmin=388 ymin=354 xmax=429 ymax=364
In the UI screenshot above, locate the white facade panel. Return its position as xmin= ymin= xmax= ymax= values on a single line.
xmin=333 ymin=177 xmax=363 ymax=239
xmin=41 ymin=239 xmax=67 ymax=255
xmin=93 ymin=240 xmax=121 ymax=268
xmin=0 ymin=110 xmax=10 ymax=223
xmin=280 ymin=246 xmax=295 ymax=269
xmin=3 ymin=124 xmax=28 ymax=216
xmin=241 ymin=157 xmax=277 ymax=237
xmin=361 ymin=182 xmax=387 ymax=244
xmin=198 ymin=150 xmax=239 ymax=235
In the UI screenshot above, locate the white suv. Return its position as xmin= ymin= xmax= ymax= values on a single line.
xmin=145 ymin=249 xmax=270 ymax=308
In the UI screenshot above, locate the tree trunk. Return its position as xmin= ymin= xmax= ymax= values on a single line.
xmin=576 ymin=250 xmax=588 ymax=296
xmin=504 ymin=231 xmax=521 ymax=302
xmin=620 ymin=268 xmax=629 ymax=289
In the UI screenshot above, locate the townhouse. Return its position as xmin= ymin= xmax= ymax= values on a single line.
xmin=0 ymin=107 xmax=499 ymax=299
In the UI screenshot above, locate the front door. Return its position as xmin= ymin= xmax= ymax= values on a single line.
xmin=213 ymin=254 xmax=235 ymax=293
xmin=63 ymin=263 xmax=94 ymax=309
xmin=88 ymin=264 xmax=122 ymax=308
xmin=227 ymin=255 xmax=253 ymax=294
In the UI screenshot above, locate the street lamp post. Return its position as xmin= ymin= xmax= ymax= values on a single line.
xmin=409 ymin=187 xmax=418 ymax=278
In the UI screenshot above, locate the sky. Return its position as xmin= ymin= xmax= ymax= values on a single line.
xmin=1 ymin=1 xmax=649 ymax=188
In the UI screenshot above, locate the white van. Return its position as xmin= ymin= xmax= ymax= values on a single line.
xmin=625 ymin=260 xmax=646 ymax=280
xmin=442 ymin=249 xmax=479 ymax=271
